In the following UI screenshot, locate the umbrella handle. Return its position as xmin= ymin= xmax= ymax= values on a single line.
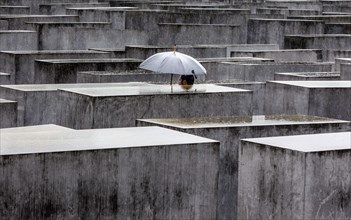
xmin=170 ymin=74 xmax=173 ymax=85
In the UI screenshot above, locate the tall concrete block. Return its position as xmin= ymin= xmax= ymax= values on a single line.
xmin=137 ymin=115 xmax=351 ymax=220
xmin=0 ymin=125 xmax=219 ymax=220
xmin=265 ymin=81 xmax=351 ymax=121
xmin=39 ymin=3 xmax=111 ymax=15
xmin=57 ymin=84 xmax=253 ymax=129
xmin=0 ymin=98 xmax=17 ymax=128
xmin=238 ymin=132 xmax=351 ymax=219
xmin=248 ymin=19 xmax=324 ymax=48
xmin=0 ymin=31 xmax=37 ymax=51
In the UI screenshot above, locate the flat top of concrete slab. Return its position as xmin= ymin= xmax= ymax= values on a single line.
xmin=27 ymin=22 xmax=110 ymax=25
xmin=242 ymin=132 xmax=351 ymax=152
xmin=1 ymin=50 xmax=110 ymax=55
xmin=180 ymin=8 xmax=250 ymax=11
xmin=0 ymin=6 xmax=29 ymax=8
xmin=159 ymin=23 xmax=240 ymax=27
xmin=0 ymin=126 xmax=218 ymax=155
xmin=126 ymin=44 xmax=239 ymax=49
xmin=36 ymin=58 xmax=141 ymax=64
xmin=249 ymin=18 xmax=324 ymax=22
xmin=0 ymin=15 xmax=77 ymax=18
xmin=286 ymin=34 xmax=351 ymax=38
xmin=271 ymin=81 xmax=351 ymax=88
xmin=336 ymin=58 xmax=351 ymax=61
xmin=67 ymin=7 xmax=137 ymax=11
xmin=137 ymin=115 xmax=349 ymax=129
xmin=0 ymin=124 xmax=73 ymax=134
xmin=60 ymin=84 xmax=250 ymax=97
xmin=275 ymin=72 xmax=340 ymax=77
xmin=0 ymin=98 xmax=16 ymax=103
xmin=198 ymin=57 xmax=274 ymax=62
xmin=0 ymin=30 xmax=36 ymax=33
xmin=0 ymin=82 xmax=146 ymax=92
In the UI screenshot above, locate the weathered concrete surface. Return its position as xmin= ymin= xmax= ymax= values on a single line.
xmin=216 ymin=81 xmax=265 ymax=115
xmin=211 ymin=62 xmax=333 ymax=82
xmin=288 ymin=15 xmax=351 ymax=23
xmin=0 ymin=15 xmax=79 ymax=30
xmin=226 ymin=44 xmax=279 ymax=57
xmin=324 ymin=49 xmax=351 ymax=62
xmin=57 ymin=83 xmax=253 ymax=129
xmin=0 ymin=98 xmax=16 ymax=128
xmin=326 ymin=23 xmax=351 ymax=34
xmin=155 ymin=23 xmax=243 ymax=45
xmin=274 ymin=72 xmax=340 ymax=81
xmin=0 ymin=6 xmax=30 ymax=14
xmin=77 ymin=70 xmax=176 ymax=84
xmin=0 ymin=83 xmax=147 ymax=126
xmin=28 ymin=22 xmax=148 ymax=50
xmin=0 ymin=50 xmax=113 ymax=84
xmin=265 ymin=81 xmax=351 ymax=121
xmin=0 ymin=72 xmax=11 ymax=84
xmin=136 ymin=115 xmax=351 ymax=220
xmin=0 ymin=125 xmax=219 ymax=220
xmin=335 ymin=57 xmax=351 ymax=72
xmin=34 ymin=58 xmax=142 ymax=84
xmin=239 ymin=132 xmax=351 ymax=219
xmin=266 ymin=1 xmax=322 ymax=10
xmin=340 ymin=63 xmax=351 ymax=80
xmin=284 ymin=34 xmax=351 ymax=58
xmin=248 ymin=19 xmax=325 ymax=48
xmin=230 ymin=49 xmax=321 ymax=62
xmin=0 ymin=31 xmax=37 ymax=51
xmin=39 ymin=3 xmax=110 ymax=15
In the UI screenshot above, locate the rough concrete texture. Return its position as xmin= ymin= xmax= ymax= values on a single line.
xmin=274 ymin=72 xmax=340 ymax=81
xmin=34 ymin=58 xmax=142 ymax=84
xmin=0 ymin=98 xmax=17 ymax=128
xmin=136 ymin=115 xmax=351 ymax=220
xmin=0 ymin=31 xmax=38 ymax=51
xmin=0 ymin=6 xmax=29 ymax=14
xmin=39 ymin=3 xmax=110 ymax=15
xmin=265 ymin=81 xmax=351 ymax=121
xmin=239 ymin=132 xmax=351 ymax=219
xmin=248 ymin=19 xmax=324 ymax=48
xmin=212 ymin=62 xmax=332 ymax=82
xmin=0 ymin=50 xmax=113 ymax=84
xmin=335 ymin=57 xmax=351 ymax=72
xmin=57 ymin=84 xmax=253 ymax=129
xmin=325 ymin=49 xmax=351 ymax=62
xmin=0 ymin=125 xmax=220 ymax=220
xmin=340 ymin=63 xmax=351 ymax=80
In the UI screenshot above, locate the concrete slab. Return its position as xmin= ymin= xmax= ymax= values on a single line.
xmin=335 ymin=57 xmax=351 ymax=71
xmin=265 ymin=81 xmax=351 ymax=120
xmin=340 ymin=63 xmax=351 ymax=80
xmin=326 ymin=23 xmax=351 ymax=34
xmin=324 ymin=49 xmax=351 ymax=61
xmin=0 ymin=98 xmax=16 ymax=128
xmin=288 ymin=15 xmax=351 ymax=23
xmin=226 ymin=44 xmax=279 ymax=56
xmin=39 ymin=3 xmax=110 ymax=15
xmin=274 ymin=72 xmax=340 ymax=80
xmin=239 ymin=132 xmax=351 ymax=219
xmin=0 ymin=30 xmax=37 ymax=51
xmin=0 ymin=82 xmax=148 ymax=126
xmin=212 ymin=62 xmax=333 ymax=82
xmin=0 ymin=124 xmax=73 ymax=134
xmin=247 ymin=19 xmax=325 ymax=48
xmin=57 ymin=83 xmax=253 ymax=129
xmin=0 ymin=15 xmax=78 ymax=30
xmin=0 ymin=72 xmax=11 ymax=84
xmin=230 ymin=49 xmax=321 ymax=62
xmin=136 ymin=115 xmax=351 ymax=220
xmin=0 ymin=50 xmax=113 ymax=84
xmin=0 ymin=6 xmax=30 ymax=14
xmin=216 ymin=81 xmax=266 ymax=115
xmin=0 ymin=125 xmax=219 ymax=219
xmin=34 ymin=58 xmax=142 ymax=84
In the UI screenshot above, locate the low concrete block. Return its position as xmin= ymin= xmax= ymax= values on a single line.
xmin=230 ymin=49 xmax=321 ymax=62
xmin=340 ymin=63 xmax=351 ymax=80
xmin=0 ymin=31 xmax=37 ymax=51
xmin=0 ymin=50 xmax=112 ymax=84
xmin=226 ymin=44 xmax=279 ymax=57
xmin=324 ymin=49 xmax=351 ymax=62
xmin=39 ymin=3 xmax=110 ymax=15
xmin=57 ymin=83 xmax=253 ymax=129
xmin=0 ymin=125 xmax=219 ymax=220
xmin=239 ymin=132 xmax=351 ymax=219
xmin=265 ymin=81 xmax=351 ymax=120
xmin=0 ymin=72 xmax=11 ymax=84
xmin=137 ymin=115 xmax=351 ymax=220
xmin=212 ymin=62 xmax=332 ymax=82
xmin=0 ymin=98 xmax=16 ymax=128
xmin=34 ymin=58 xmax=142 ymax=84
xmin=274 ymin=72 xmax=340 ymax=80
xmin=248 ymin=19 xmax=324 ymax=48
xmin=326 ymin=23 xmax=351 ymax=34
xmin=335 ymin=57 xmax=351 ymax=72
xmin=0 ymin=6 xmax=30 ymax=14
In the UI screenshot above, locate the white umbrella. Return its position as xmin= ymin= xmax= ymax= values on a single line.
xmin=139 ymin=50 xmax=207 ymax=87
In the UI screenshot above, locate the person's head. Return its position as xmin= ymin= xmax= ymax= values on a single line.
xmin=179 ymin=75 xmax=195 ymax=90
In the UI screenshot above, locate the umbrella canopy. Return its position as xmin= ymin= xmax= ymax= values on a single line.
xmin=139 ymin=51 xmax=207 ymax=76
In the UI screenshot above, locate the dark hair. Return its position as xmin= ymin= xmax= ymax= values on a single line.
xmin=180 ymin=75 xmax=194 ymax=85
